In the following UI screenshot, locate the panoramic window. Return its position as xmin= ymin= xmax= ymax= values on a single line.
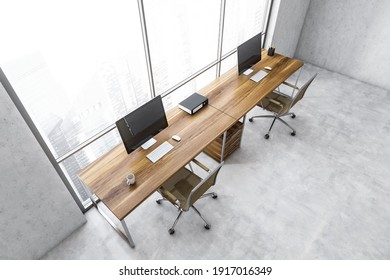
xmin=223 ymin=0 xmax=270 ymax=55
xmin=143 ymin=0 xmax=221 ymax=95
xmin=0 ymin=0 xmax=273 ymax=209
xmin=0 ymin=0 xmax=149 ymax=204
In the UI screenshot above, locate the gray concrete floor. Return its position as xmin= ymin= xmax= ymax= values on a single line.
xmin=42 ymin=64 xmax=390 ymax=259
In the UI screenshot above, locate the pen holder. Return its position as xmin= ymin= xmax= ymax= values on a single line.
xmin=267 ymin=47 xmax=275 ymax=56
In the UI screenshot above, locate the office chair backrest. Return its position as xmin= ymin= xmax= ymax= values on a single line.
xmin=291 ymin=73 xmax=317 ymax=108
xmin=186 ymin=162 xmax=224 ymax=210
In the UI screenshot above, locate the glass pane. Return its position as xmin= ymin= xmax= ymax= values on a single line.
xmin=222 ymin=0 xmax=270 ymax=55
xmin=0 ymin=0 xmax=150 ymax=159
xmin=60 ymin=129 xmax=122 ymax=203
xmin=220 ymin=53 xmax=238 ymax=76
xmin=144 ymin=0 xmax=221 ymax=95
xmin=163 ymin=67 xmax=217 ymax=110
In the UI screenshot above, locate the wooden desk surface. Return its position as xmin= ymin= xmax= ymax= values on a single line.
xmin=78 ymin=105 xmax=236 ymax=221
xmin=200 ymin=50 xmax=304 ymax=120
xmin=78 ymin=51 xmax=303 ymax=222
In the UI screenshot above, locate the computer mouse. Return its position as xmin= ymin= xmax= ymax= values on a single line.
xmin=264 ymin=66 xmax=272 ymax=71
xmin=172 ymin=135 xmax=181 ymax=142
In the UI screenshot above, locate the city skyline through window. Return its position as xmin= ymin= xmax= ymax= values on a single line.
xmin=0 ymin=0 xmax=272 ymax=208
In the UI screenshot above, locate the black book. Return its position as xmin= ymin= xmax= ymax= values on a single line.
xmin=178 ymin=93 xmax=208 ymax=115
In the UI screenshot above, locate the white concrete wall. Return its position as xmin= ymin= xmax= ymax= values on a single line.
xmin=265 ymin=0 xmax=311 ymax=57
xmin=0 ymin=82 xmax=86 ymax=259
xmin=295 ymin=0 xmax=390 ymax=91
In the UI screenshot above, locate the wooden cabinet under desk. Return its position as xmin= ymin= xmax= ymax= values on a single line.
xmin=204 ymin=119 xmax=243 ymax=162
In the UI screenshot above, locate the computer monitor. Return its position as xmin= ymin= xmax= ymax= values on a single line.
xmin=116 ymin=96 xmax=168 ymax=154
xmin=237 ymin=33 xmax=262 ymax=74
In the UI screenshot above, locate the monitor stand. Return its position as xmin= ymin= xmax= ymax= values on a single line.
xmin=141 ymin=138 xmax=157 ymax=150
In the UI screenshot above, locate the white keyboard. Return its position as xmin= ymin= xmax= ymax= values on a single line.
xmin=250 ymin=70 xmax=268 ymax=83
xmin=146 ymin=141 xmax=174 ymax=163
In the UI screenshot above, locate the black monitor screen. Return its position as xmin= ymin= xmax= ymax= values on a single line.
xmin=237 ymin=33 xmax=262 ymax=74
xmin=116 ymin=96 xmax=168 ymax=154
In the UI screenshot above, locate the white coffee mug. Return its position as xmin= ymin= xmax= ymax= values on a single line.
xmin=126 ymin=173 xmax=136 ymax=186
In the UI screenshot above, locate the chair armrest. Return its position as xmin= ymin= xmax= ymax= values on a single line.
xmin=282 ymin=81 xmax=299 ymax=90
xmin=159 ymin=188 xmax=178 ymax=204
xmin=191 ymin=158 xmax=210 ymax=172
xmin=268 ymin=98 xmax=283 ymax=108
xmin=272 ymin=89 xmax=293 ymax=99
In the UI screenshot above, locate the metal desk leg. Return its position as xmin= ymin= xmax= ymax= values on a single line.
xmin=220 ymin=131 xmax=227 ymax=162
xmin=78 ymin=177 xmax=136 ymax=248
xmin=242 ymin=114 xmax=246 ymax=124
xmin=239 ymin=115 xmax=246 ymax=147
xmin=287 ymin=67 xmax=302 ymax=112
xmin=292 ymin=67 xmax=302 ymax=96
xmin=121 ymin=220 xmax=135 ymax=248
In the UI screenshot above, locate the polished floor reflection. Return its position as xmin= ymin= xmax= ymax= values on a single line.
xmin=43 ymin=64 xmax=390 ymax=259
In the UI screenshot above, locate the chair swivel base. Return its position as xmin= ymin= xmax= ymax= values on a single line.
xmin=249 ymin=113 xmax=296 ymax=139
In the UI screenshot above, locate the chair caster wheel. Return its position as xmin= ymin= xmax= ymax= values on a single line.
xmin=291 ymin=132 xmax=296 ymax=136
xmin=204 ymin=224 xmax=211 ymax=230
xmin=168 ymin=228 xmax=175 ymax=235
xmin=249 ymin=118 xmax=253 ymax=122
xmin=264 ymin=134 xmax=270 ymax=139
xmin=291 ymin=114 xmax=296 ymax=119
xmin=212 ymin=193 xmax=218 ymax=199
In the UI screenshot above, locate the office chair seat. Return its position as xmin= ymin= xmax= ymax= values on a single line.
xmin=158 ymin=168 xmax=202 ymax=207
xmin=249 ymin=74 xmax=317 ymax=139
xmin=258 ymin=91 xmax=292 ymax=115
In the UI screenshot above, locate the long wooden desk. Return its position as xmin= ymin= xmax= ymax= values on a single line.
xmin=78 ymin=51 xmax=303 ymax=248
xmin=201 ymin=50 xmax=304 ymax=161
xmin=78 ymin=105 xmax=237 ymax=247
xmin=201 ymin=50 xmax=304 ymax=120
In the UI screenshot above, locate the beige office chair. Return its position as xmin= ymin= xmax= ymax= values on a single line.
xmin=249 ymin=73 xmax=317 ymax=139
xmin=156 ymin=159 xmax=223 ymax=235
